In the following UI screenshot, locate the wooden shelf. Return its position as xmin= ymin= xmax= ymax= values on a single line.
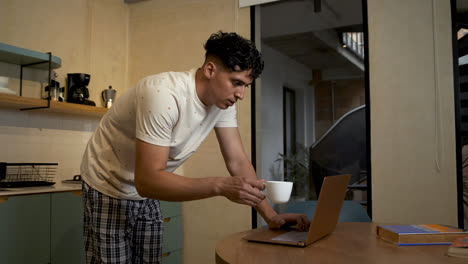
xmin=0 ymin=43 xmax=105 ymax=117
xmin=0 ymin=93 xmax=107 ymax=117
xmin=0 ymin=42 xmax=61 ymax=69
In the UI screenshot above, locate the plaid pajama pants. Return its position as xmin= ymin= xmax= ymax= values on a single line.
xmin=82 ymin=181 xmax=164 ymax=264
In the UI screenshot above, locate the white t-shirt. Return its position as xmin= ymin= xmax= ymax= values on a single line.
xmin=80 ymin=69 xmax=237 ymax=200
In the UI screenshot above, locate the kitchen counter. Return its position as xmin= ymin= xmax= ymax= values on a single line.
xmin=0 ymin=181 xmax=81 ymax=196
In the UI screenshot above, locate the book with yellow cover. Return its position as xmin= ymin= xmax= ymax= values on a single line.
xmin=376 ymin=224 xmax=468 ymax=246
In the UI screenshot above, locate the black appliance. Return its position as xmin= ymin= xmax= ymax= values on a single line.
xmin=67 ymin=73 xmax=96 ymax=106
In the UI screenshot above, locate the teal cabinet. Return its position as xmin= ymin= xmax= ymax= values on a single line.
xmin=163 ymin=216 xmax=183 ymax=253
xmin=160 ymin=200 xmax=181 ymax=218
xmin=0 ymin=192 xmax=84 ymax=264
xmin=51 ymin=192 xmax=85 ymax=264
xmin=160 ymin=201 xmax=183 ymax=264
xmin=0 ymin=193 xmax=51 ymax=264
xmin=163 ymin=249 xmax=183 ymax=264
xmin=0 ymin=194 xmax=182 ymax=264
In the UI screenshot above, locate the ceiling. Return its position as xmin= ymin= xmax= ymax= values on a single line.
xmin=260 ymin=0 xmax=364 ymax=76
xmin=260 ymin=0 xmax=468 ymax=77
xmin=263 ymin=31 xmax=363 ymax=76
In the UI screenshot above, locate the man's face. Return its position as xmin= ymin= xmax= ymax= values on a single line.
xmin=210 ymin=67 xmax=253 ymax=109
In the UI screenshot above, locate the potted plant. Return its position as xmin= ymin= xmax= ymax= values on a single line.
xmin=269 ymin=144 xmax=316 ymax=200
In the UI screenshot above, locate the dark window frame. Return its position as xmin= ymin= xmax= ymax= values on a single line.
xmin=250 ymin=0 xmax=373 ymax=227
xmin=283 ymin=87 xmax=297 ymax=182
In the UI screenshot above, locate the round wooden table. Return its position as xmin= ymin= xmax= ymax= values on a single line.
xmin=215 ymin=222 xmax=466 ymax=264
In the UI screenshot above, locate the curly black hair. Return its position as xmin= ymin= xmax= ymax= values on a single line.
xmin=204 ymin=31 xmax=264 ymax=79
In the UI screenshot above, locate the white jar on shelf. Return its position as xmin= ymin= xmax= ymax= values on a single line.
xmin=0 ymin=76 xmax=16 ymax=95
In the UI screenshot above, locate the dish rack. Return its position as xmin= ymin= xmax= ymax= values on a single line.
xmin=0 ymin=162 xmax=57 ymax=188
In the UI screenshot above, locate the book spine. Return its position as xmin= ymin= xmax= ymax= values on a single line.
xmin=398 ymin=242 xmax=452 ymax=246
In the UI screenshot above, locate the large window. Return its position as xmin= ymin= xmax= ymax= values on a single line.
xmin=253 ymin=0 xmax=370 ymax=225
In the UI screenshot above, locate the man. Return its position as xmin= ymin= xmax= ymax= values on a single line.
xmin=80 ymin=31 xmax=309 ymax=263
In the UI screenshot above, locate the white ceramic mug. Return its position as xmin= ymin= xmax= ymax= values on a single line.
xmin=266 ymin=181 xmax=293 ymax=204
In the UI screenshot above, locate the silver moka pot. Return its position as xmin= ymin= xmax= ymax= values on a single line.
xmin=102 ymin=85 xmax=116 ymax=108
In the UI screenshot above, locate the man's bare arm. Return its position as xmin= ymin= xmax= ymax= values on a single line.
xmin=215 ymin=127 xmax=310 ymax=231
xmin=214 ymin=127 xmax=277 ymax=222
xmin=134 ymin=139 xmax=265 ymax=206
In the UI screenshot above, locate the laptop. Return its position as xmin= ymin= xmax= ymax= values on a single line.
xmin=243 ymin=174 xmax=351 ymax=247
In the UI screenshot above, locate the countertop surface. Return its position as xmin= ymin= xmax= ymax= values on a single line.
xmin=0 ymin=181 xmax=82 ymax=196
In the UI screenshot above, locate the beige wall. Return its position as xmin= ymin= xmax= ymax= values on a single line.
xmin=2 ymin=0 xmax=461 ymax=260
xmin=1 ymin=0 xmax=252 ymax=263
xmin=128 ymin=1 xmax=252 ymax=263
xmin=368 ymin=0 xmax=457 ymax=225
xmin=0 ymin=0 xmax=127 ymax=183
xmin=0 ymin=0 xmax=128 ymax=105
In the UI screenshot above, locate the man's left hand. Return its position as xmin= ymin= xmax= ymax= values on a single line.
xmin=267 ymin=213 xmax=310 ymax=232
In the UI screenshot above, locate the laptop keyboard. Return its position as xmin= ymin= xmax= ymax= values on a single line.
xmin=272 ymin=231 xmax=308 ymax=242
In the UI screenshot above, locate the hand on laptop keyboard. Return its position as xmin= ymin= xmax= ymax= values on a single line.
xmin=268 ymin=213 xmax=310 ymax=232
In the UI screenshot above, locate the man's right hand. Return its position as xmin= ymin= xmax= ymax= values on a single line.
xmin=217 ymin=177 xmax=266 ymax=206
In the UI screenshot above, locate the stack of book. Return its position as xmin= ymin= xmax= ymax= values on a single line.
xmin=376 ymin=224 xmax=468 ymax=246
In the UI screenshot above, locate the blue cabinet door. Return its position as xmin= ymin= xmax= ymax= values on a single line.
xmin=160 ymin=201 xmax=182 ymax=264
xmin=51 ymin=191 xmax=85 ymax=264
xmin=0 ymin=193 xmax=51 ymax=264
xmin=160 ymin=201 xmax=182 ymax=218
xmin=163 ymin=249 xmax=182 ymax=264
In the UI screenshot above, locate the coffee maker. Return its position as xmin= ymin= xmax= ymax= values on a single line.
xmin=67 ymin=73 xmax=96 ymax=106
